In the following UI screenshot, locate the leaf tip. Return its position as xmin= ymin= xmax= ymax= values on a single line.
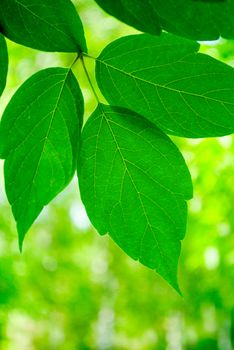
xmin=165 ymin=273 xmax=182 ymax=295
xmin=17 ymin=224 xmax=27 ymax=253
xmin=18 ymin=236 xmax=24 ymax=253
xmin=172 ymin=281 xmax=183 ymax=297
xmin=157 ymin=263 xmax=182 ymax=295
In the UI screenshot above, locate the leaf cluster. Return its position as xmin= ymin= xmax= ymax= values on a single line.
xmin=0 ymin=0 xmax=233 ymax=291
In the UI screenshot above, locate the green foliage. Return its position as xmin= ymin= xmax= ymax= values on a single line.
xmin=0 ymin=34 xmax=8 ymax=96
xmin=0 ymin=0 xmax=233 ymax=291
xmin=0 ymin=0 xmax=87 ymax=52
xmin=94 ymin=0 xmax=234 ymax=40
xmin=78 ymin=104 xmax=192 ymax=290
xmin=94 ymin=0 xmax=162 ymax=37
xmin=96 ymin=33 xmax=234 ymax=138
xmin=0 ymin=67 xmax=83 ymax=248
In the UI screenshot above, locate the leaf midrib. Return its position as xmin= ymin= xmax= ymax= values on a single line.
xmin=15 ymin=0 xmax=72 ymax=43
xmin=12 ymin=69 xmax=71 ymax=219
xmin=98 ymin=59 xmax=234 ymax=106
xmin=98 ymin=106 xmax=176 ymax=276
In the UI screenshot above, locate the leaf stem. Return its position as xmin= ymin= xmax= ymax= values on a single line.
xmin=70 ymin=53 xmax=81 ymax=69
xmin=82 ymin=52 xmax=96 ymax=60
xmin=80 ymin=55 xmax=100 ymax=103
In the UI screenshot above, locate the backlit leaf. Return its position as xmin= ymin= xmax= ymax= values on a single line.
xmin=96 ymin=33 xmax=234 ymax=138
xmin=78 ymin=104 xmax=192 ymax=290
xmin=0 ymin=67 xmax=84 ymax=247
xmin=0 ymin=0 xmax=87 ymax=52
xmin=94 ymin=0 xmax=233 ymax=40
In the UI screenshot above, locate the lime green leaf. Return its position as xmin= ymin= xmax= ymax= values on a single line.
xmin=78 ymin=104 xmax=192 ymax=291
xmin=96 ymin=33 xmax=234 ymax=138
xmin=94 ymin=0 xmax=233 ymax=40
xmin=0 ymin=34 xmax=8 ymax=96
xmin=0 ymin=0 xmax=87 ymax=52
xmin=0 ymin=67 xmax=84 ymax=247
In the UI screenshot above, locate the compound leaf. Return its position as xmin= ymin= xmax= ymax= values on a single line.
xmin=0 ymin=67 xmax=84 ymax=247
xmin=94 ymin=0 xmax=233 ymax=40
xmin=96 ymin=33 xmax=234 ymax=138
xmin=0 ymin=34 xmax=8 ymax=96
xmin=78 ymin=104 xmax=192 ymax=291
xmin=0 ymin=0 xmax=87 ymax=52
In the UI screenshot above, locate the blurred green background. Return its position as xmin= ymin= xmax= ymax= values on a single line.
xmin=1 ymin=1 xmax=234 ymax=349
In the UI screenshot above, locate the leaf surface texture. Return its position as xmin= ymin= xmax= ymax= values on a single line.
xmin=96 ymin=33 xmax=234 ymax=138
xmin=94 ymin=0 xmax=234 ymax=40
xmin=78 ymin=104 xmax=192 ymax=290
xmin=0 ymin=67 xmax=84 ymax=246
xmin=0 ymin=0 xmax=87 ymax=52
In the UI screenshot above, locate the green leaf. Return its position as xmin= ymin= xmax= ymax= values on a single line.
xmin=94 ymin=0 xmax=233 ymax=40
xmin=0 ymin=0 xmax=87 ymax=52
xmin=193 ymin=0 xmax=225 ymax=2
xmin=78 ymin=104 xmax=192 ymax=291
xmin=96 ymin=33 xmax=234 ymax=138
xmin=94 ymin=0 xmax=161 ymax=37
xmin=0 ymin=34 xmax=8 ymax=96
xmin=0 ymin=67 xmax=84 ymax=247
